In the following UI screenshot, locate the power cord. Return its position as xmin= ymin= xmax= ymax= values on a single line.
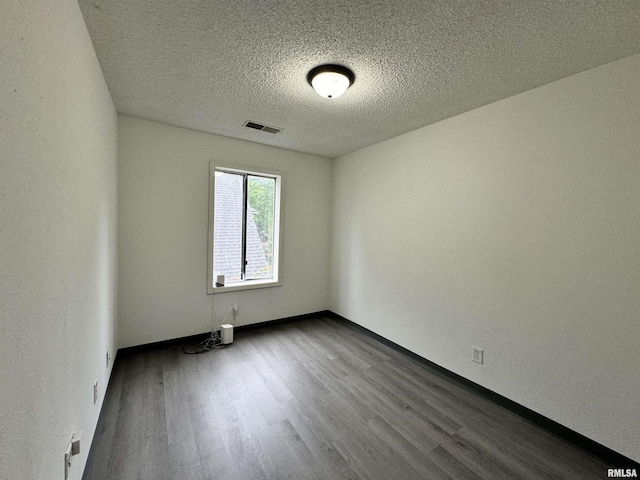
xmin=183 ymin=303 xmax=236 ymax=354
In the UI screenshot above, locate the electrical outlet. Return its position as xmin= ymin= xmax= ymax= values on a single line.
xmin=472 ymin=347 xmax=483 ymax=365
xmin=64 ymin=442 xmax=72 ymax=479
xmin=93 ymin=379 xmax=98 ymax=404
xmin=64 ymin=432 xmax=82 ymax=479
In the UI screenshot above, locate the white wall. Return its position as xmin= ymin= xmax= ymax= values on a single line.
xmin=331 ymin=53 xmax=640 ymax=462
xmin=0 ymin=1 xmax=118 ymax=479
xmin=118 ymin=116 xmax=332 ymax=348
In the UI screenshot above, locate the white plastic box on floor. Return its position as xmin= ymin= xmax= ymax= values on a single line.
xmin=220 ymin=324 xmax=233 ymax=344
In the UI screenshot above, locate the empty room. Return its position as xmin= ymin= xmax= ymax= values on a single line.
xmin=2 ymin=0 xmax=639 ymax=479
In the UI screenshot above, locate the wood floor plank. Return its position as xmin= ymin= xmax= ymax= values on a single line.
xmin=234 ymin=359 xmax=288 ymax=426
xmin=291 ymin=391 xmax=387 ymax=479
xmin=340 ymin=370 xmax=415 ymax=421
xmin=84 ymin=316 xmax=612 ymax=480
xmin=326 ymin=372 xmax=378 ymax=422
xmin=440 ymin=427 xmax=526 ymax=480
xmin=245 ymin=354 xmax=296 ymax=404
xmin=462 ymin=410 xmax=605 ymax=480
xmin=311 ymin=392 xmax=425 ymax=480
xmin=291 ymin=320 xmax=341 ymax=361
xmin=233 ymin=395 xmax=300 ymax=479
xmin=270 ymin=418 xmax=326 ymax=480
xmin=381 ymin=357 xmax=485 ymax=428
xmin=366 ymin=415 xmax=454 ymax=480
xmin=281 ymin=398 xmax=364 ymax=480
xmin=444 ymin=426 xmax=561 ymax=480
xmin=361 ymin=364 xmax=463 ymax=434
xmin=139 ymin=352 xmax=171 ymax=480
xmin=428 ymin=445 xmax=485 ymax=480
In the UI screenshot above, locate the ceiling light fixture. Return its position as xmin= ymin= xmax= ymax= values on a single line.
xmin=307 ymin=64 xmax=355 ymax=99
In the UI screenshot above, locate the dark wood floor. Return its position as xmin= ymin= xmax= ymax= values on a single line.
xmin=83 ymin=315 xmax=609 ymax=480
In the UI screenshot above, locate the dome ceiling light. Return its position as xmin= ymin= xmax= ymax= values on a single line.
xmin=307 ymin=64 xmax=355 ymax=99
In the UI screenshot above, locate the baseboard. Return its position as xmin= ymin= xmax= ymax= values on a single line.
xmin=116 ymin=310 xmax=332 ymax=358
xmin=235 ymin=310 xmax=333 ymax=333
xmin=117 ymin=332 xmax=211 ymax=357
xmin=326 ymin=311 xmax=640 ymax=470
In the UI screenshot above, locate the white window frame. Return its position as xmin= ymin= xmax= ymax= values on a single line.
xmin=208 ymin=160 xmax=284 ymax=294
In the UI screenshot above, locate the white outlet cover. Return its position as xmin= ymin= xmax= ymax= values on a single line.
xmin=64 ymin=442 xmax=72 ymax=479
xmin=473 ymin=347 xmax=484 ymax=364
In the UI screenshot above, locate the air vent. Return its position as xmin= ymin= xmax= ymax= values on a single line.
xmin=243 ymin=121 xmax=281 ymax=134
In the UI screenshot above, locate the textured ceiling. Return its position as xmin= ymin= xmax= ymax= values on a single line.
xmin=78 ymin=0 xmax=640 ymax=158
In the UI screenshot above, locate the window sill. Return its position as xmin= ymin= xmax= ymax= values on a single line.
xmin=210 ymin=278 xmax=282 ymax=294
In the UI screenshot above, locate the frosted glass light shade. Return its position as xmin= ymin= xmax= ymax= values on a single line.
xmin=311 ymin=71 xmax=350 ymax=99
xmin=307 ymin=65 xmax=355 ymax=99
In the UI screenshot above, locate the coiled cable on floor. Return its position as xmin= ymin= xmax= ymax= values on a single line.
xmin=183 ymin=303 xmax=235 ymax=354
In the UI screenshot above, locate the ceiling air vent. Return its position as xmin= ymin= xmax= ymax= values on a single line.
xmin=243 ymin=121 xmax=281 ymax=134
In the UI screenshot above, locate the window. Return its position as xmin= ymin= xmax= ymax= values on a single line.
xmin=208 ymin=162 xmax=283 ymax=293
